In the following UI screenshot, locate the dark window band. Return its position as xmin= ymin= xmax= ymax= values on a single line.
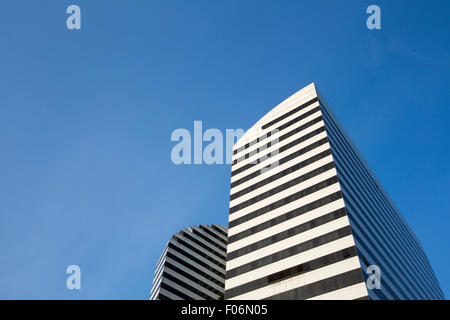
xmin=160 ymin=282 xmax=194 ymax=300
xmin=226 ymin=226 xmax=352 ymax=279
xmin=233 ymin=97 xmax=319 ymax=156
xmin=166 ymin=251 xmax=224 ymax=287
xmin=262 ymin=97 xmax=320 ymax=130
xmin=212 ymin=225 xmax=228 ymax=238
xmin=201 ymin=226 xmax=227 ymax=246
xmin=181 ymin=231 xmax=226 ymax=261
xmin=233 ymin=115 xmax=324 ymax=168
xmin=232 ymin=120 xmax=324 ymax=176
xmin=227 ymin=207 xmax=347 ymax=261
xmin=174 ymin=237 xmax=225 ymax=269
xmin=230 ymin=149 xmax=333 ymax=201
xmin=230 ymin=137 xmax=329 ymax=189
xmin=165 ymin=262 xmax=222 ymax=296
xmin=168 ymin=243 xmax=225 ymax=278
xmin=191 ymin=228 xmax=226 ymax=251
xmin=225 ymin=246 xmax=357 ymax=299
xmin=229 ymin=175 xmax=340 ymax=228
xmin=162 ymin=272 xmax=216 ymax=300
xmin=234 ymin=116 xmax=324 ymax=167
xmin=228 ymin=191 xmax=343 ymax=244
xmin=157 ymin=293 xmax=170 ymax=300
xmin=263 ymin=268 xmax=364 ymax=300
xmin=229 ymin=162 xmax=335 ymax=214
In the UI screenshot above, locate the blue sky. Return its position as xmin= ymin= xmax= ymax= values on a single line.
xmin=0 ymin=0 xmax=449 ymax=299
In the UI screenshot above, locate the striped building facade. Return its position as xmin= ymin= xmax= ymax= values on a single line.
xmin=225 ymin=83 xmax=444 ymax=300
xmin=149 ymin=224 xmax=228 ymax=300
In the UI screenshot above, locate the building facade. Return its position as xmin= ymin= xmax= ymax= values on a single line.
xmin=150 ymin=224 xmax=228 ymax=300
xmin=224 ymin=83 xmax=444 ymax=300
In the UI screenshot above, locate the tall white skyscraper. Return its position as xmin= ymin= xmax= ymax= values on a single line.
xmin=225 ymin=83 xmax=444 ymax=300
xmin=150 ymin=224 xmax=227 ymax=300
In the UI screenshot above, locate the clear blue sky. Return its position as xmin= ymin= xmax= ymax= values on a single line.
xmin=0 ymin=0 xmax=449 ymax=299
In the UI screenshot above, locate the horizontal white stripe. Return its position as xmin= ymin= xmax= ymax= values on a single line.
xmin=228 ymin=183 xmax=342 ymax=236
xmin=230 ymin=130 xmax=328 ymax=184
xmin=162 ymin=278 xmax=204 ymax=300
xmin=175 ymin=233 xmax=226 ymax=266
xmin=308 ymin=282 xmax=368 ymax=300
xmin=201 ymin=224 xmax=228 ymax=243
xmin=164 ymin=267 xmax=219 ymax=299
xmin=232 ymin=101 xmax=320 ymax=159
xmin=149 ymin=277 xmax=162 ymax=300
xmin=153 ymin=256 xmax=167 ymax=285
xmin=154 ymin=244 xmax=169 ymax=273
xmin=230 ymin=155 xmax=334 ymax=208
xmin=256 ymin=90 xmax=318 ymax=132
xmin=191 ymin=226 xmax=227 ymax=250
xmin=226 ymin=216 xmax=350 ymax=270
xmin=157 ymin=287 xmax=183 ymax=300
xmin=232 ymin=114 xmax=323 ymax=170
xmin=165 ymin=256 xmax=224 ymax=291
xmin=229 ymin=168 xmax=337 ymax=220
xmin=169 ymin=240 xmax=225 ymax=274
xmin=230 ymin=143 xmax=331 ymax=195
xmin=234 ymin=86 xmax=318 ymax=150
xmin=225 ymin=235 xmax=356 ymax=290
xmin=227 ymin=198 xmax=346 ymax=253
xmin=215 ymin=225 xmax=228 ymax=234
xmin=229 ymin=256 xmax=362 ymax=300
xmin=185 ymin=228 xmax=227 ymax=256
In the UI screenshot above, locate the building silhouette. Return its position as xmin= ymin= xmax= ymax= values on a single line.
xmin=150 ymin=224 xmax=227 ymax=300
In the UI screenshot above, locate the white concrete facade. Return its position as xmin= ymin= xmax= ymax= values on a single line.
xmin=225 ymin=83 xmax=368 ymax=300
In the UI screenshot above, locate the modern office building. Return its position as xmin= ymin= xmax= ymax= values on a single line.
xmin=149 ymin=224 xmax=228 ymax=300
xmin=225 ymin=83 xmax=444 ymax=300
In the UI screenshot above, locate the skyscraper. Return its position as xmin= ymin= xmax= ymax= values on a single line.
xmin=225 ymin=83 xmax=444 ymax=300
xmin=149 ymin=224 xmax=227 ymax=300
